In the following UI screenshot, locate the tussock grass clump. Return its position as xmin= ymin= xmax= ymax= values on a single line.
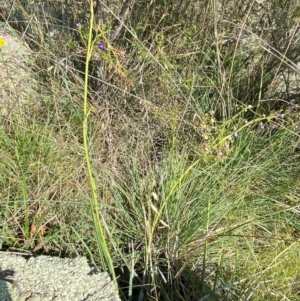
xmin=1 ymin=0 xmax=300 ymax=300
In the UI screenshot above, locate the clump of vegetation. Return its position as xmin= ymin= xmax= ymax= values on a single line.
xmin=0 ymin=0 xmax=300 ymax=300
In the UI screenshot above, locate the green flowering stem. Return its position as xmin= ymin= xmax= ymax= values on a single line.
xmin=82 ymin=0 xmax=117 ymax=289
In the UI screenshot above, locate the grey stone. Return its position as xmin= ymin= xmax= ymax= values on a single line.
xmin=0 ymin=22 xmax=38 ymax=118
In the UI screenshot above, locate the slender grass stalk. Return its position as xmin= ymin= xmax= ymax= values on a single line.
xmin=21 ymin=176 xmax=29 ymax=236
xmin=144 ymin=156 xmax=201 ymax=294
xmin=82 ymin=0 xmax=117 ymax=289
xmin=200 ymin=198 xmax=211 ymax=295
xmin=129 ymin=241 xmax=134 ymax=301
xmin=151 ymin=157 xmax=200 ymax=237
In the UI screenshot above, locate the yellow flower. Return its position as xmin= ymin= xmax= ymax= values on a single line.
xmin=0 ymin=37 xmax=5 ymax=48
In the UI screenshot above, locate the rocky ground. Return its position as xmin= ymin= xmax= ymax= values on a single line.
xmin=0 ymin=252 xmax=120 ymax=301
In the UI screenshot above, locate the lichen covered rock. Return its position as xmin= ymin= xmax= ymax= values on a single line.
xmin=0 ymin=23 xmax=37 ymax=118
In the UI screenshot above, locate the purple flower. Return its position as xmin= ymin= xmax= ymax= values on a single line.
xmin=279 ymin=113 xmax=284 ymax=119
xmin=233 ymin=132 xmax=238 ymax=138
xmin=76 ymin=22 xmax=81 ymax=28
xmin=290 ymin=105 xmax=296 ymax=111
xmin=270 ymin=124 xmax=276 ymax=130
xmin=259 ymin=122 xmax=264 ymax=130
xmin=224 ymin=143 xmax=230 ymax=149
xmin=244 ymin=119 xmax=248 ymax=125
xmin=98 ymin=42 xmax=106 ymax=51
